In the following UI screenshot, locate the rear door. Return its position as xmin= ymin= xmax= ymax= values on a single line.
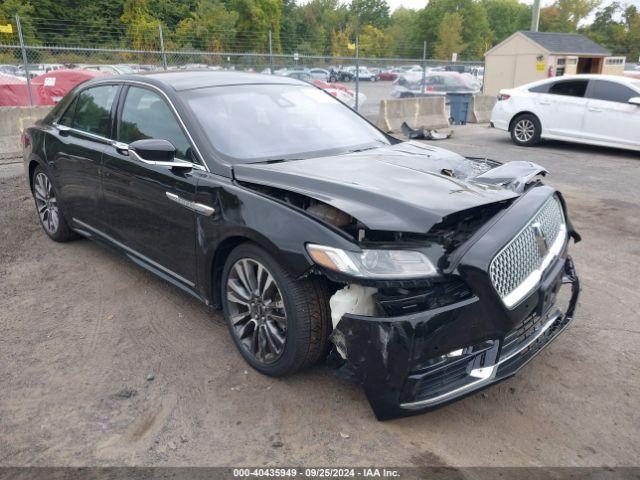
xmin=582 ymin=79 xmax=640 ymax=149
xmin=46 ymin=83 xmax=120 ymax=227
xmin=535 ymin=79 xmax=589 ymax=138
xmin=101 ymin=84 xmax=202 ymax=286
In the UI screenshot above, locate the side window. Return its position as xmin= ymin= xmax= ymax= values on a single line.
xmin=118 ymin=87 xmax=193 ymax=161
xmin=71 ymin=85 xmax=118 ymax=137
xmin=529 ymin=83 xmax=550 ymax=93
xmin=58 ymin=97 xmax=77 ymax=126
xmin=547 ymin=80 xmax=588 ymax=98
xmin=588 ymin=80 xmax=638 ymax=103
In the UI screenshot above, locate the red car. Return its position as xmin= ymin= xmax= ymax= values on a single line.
xmin=378 ymin=70 xmax=399 ymax=81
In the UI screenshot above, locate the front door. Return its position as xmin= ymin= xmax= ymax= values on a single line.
xmin=102 ymin=85 xmax=203 ymax=287
xmin=582 ymin=79 xmax=640 ymax=149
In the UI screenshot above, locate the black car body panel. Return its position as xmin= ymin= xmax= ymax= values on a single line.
xmin=23 ymin=72 xmax=580 ymax=420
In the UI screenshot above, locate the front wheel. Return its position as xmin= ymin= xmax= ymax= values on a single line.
xmin=510 ymin=114 xmax=541 ymax=147
xmin=221 ymin=242 xmax=330 ymax=377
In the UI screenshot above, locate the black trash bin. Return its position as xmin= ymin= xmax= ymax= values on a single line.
xmin=447 ymin=92 xmax=473 ymax=125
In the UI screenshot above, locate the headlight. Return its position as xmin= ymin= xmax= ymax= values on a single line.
xmin=306 ymin=244 xmax=437 ymax=279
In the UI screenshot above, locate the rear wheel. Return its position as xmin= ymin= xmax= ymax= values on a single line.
xmin=32 ymin=166 xmax=77 ymax=242
xmin=221 ymin=242 xmax=330 ymax=377
xmin=510 ymin=113 xmax=541 ymax=147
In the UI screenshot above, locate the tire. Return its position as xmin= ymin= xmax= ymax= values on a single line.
xmin=510 ymin=113 xmax=541 ymax=147
xmin=221 ymin=242 xmax=330 ymax=377
xmin=32 ymin=166 xmax=77 ymax=242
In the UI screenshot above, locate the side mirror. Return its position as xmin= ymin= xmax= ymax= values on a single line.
xmin=628 ymin=97 xmax=640 ymax=106
xmin=128 ymin=139 xmax=176 ymax=162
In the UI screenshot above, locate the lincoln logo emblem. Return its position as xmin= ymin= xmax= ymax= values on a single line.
xmin=531 ymin=222 xmax=548 ymax=256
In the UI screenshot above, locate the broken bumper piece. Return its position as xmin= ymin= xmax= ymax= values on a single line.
xmin=332 ymin=257 xmax=580 ymax=421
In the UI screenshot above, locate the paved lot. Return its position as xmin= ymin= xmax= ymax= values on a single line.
xmin=1 ymin=125 xmax=639 ymax=467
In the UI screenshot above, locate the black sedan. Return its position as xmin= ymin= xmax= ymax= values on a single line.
xmin=22 ymin=72 xmax=580 ymax=420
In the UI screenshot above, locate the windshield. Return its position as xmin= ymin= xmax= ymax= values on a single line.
xmin=182 ymin=84 xmax=390 ymax=162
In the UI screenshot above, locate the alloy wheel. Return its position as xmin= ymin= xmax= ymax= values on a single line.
xmin=226 ymin=258 xmax=287 ymax=364
xmin=514 ymin=119 xmax=535 ymax=143
xmin=33 ymin=172 xmax=59 ymax=235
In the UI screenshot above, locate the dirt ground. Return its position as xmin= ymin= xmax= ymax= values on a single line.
xmin=1 ymin=125 xmax=639 ymax=468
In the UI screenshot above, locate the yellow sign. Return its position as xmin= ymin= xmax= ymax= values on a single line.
xmin=0 ymin=24 xmax=13 ymax=34
xmin=536 ymin=61 xmax=546 ymax=72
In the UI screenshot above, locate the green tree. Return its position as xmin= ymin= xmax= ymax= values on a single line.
xmin=541 ymin=0 xmax=601 ymax=32
xmin=624 ymin=5 xmax=640 ymax=61
xmin=174 ymin=0 xmax=238 ymax=51
xmin=0 ymin=0 xmax=37 ymax=43
xmin=385 ymin=8 xmax=421 ymax=57
xmin=231 ymin=0 xmax=282 ymax=52
xmin=482 ymin=0 xmax=530 ymax=44
xmin=350 ymin=0 xmax=390 ymax=32
xmin=415 ymin=0 xmax=492 ymax=60
xmin=434 ymin=12 xmax=466 ymax=60
xmin=358 ymin=24 xmax=388 ymax=57
xmin=583 ymin=3 xmax=627 ymax=54
xmin=120 ymin=0 xmax=161 ymax=50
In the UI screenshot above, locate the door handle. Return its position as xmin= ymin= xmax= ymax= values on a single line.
xmin=539 ymin=101 xmax=552 ymax=105
xmin=588 ymin=107 xmax=602 ymax=113
xmin=166 ymin=192 xmax=215 ymax=216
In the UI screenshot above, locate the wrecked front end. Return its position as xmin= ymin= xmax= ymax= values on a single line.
xmin=329 ymin=186 xmax=580 ymax=420
xmin=234 ymin=146 xmax=581 ymax=420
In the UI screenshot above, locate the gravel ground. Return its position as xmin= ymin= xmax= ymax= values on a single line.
xmin=1 ymin=125 xmax=639 ymax=468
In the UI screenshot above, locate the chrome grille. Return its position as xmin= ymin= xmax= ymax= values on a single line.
xmin=489 ymin=196 xmax=565 ymax=304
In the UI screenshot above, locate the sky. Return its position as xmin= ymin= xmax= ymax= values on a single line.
xmin=385 ymin=0 xmax=640 ymax=11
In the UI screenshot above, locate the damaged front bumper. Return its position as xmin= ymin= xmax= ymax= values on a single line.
xmin=332 ymin=256 xmax=580 ymax=420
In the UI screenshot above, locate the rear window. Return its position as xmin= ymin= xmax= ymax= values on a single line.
xmin=529 ymin=83 xmax=549 ymax=93
xmin=548 ymin=80 xmax=588 ymax=97
xmin=65 ymin=85 xmax=118 ymax=137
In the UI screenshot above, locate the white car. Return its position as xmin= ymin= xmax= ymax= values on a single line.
xmin=491 ymin=74 xmax=640 ymax=152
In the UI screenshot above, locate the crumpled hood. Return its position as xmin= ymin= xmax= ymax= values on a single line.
xmin=233 ymin=141 xmax=545 ymax=234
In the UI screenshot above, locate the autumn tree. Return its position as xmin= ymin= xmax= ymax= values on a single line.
xmin=174 ymin=0 xmax=238 ymax=52
xmin=434 ymin=12 xmax=466 ymax=60
xmin=120 ymin=0 xmax=160 ymax=50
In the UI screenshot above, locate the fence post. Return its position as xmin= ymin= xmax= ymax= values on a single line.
xmin=268 ymin=30 xmax=274 ymax=74
xmin=355 ymin=36 xmax=360 ymax=112
xmin=158 ymin=24 xmax=168 ymax=70
xmin=421 ymin=40 xmax=427 ymax=94
xmin=15 ymin=15 xmax=34 ymax=107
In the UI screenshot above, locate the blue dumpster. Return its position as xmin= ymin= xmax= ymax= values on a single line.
xmin=447 ymin=92 xmax=473 ymax=125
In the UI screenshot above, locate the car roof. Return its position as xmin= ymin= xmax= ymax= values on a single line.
xmin=517 ymin=74 xmax=640 ymax=91
xmin=125 ymin=70 xmax=306 ymax=91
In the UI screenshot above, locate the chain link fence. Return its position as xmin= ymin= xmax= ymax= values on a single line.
xmin=1 ymin=14 xmax=484 ymax=118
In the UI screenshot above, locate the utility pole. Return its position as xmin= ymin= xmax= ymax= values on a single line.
xmin=158 ymin=24 xmax=168 ymax=71
xmin=421 ymin=40 xmax=427 ymax=93
xmin=268 ymin=30 xmax=274 ymax=74
xmin=16 ymin=15 xmax=34 ymax=107
xmin=355 ymin=36 xmax=360 ymax=112
xmin=531 ymin=0 xmax=541 ymax=32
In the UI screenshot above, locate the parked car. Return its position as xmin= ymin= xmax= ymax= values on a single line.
xmin=16 ymin=64 xmax=63 ymax=78
xmin=491 ymin=74 xmax=640 ymax=151
xmin=84 ymin=64 xmax=136 ymax=75
xmin=0 ymin=64 xmax=19 ymax=76
xmin=312 ymin=79 xmax=366 ymax=109
xmin=391 ymin=71 xmax=480 ymax=98
xmin=280 ymin=70 xmax=313 ymax=82
xmin=378 ymin=69 xmax=401 ymax=81
xmin=308 ymin=68 xmax=330 ymax=81
xmin=23 ymin=71 xmax=580 ymax=420
xmin=328 ymin=67 xmax=354 ymax=83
